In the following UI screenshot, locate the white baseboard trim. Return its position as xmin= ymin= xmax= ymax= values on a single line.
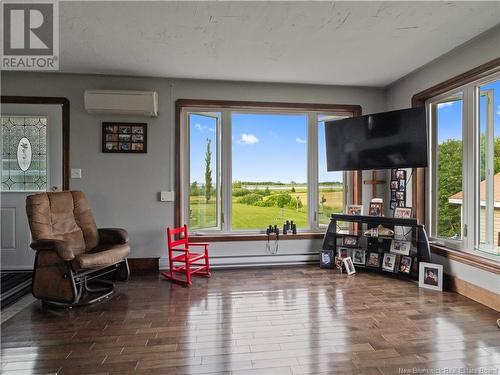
xmin=159 ymin=253 xmax=319 ymax=270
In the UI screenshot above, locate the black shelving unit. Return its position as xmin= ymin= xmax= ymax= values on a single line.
xmin=322 ymin=214 xmax=432 ymax=280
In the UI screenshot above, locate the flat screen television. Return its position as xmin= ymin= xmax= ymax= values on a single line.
xmin=325 ymin=107 xmax=428 ymax=171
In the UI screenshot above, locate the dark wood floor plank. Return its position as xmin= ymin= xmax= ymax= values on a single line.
xmin=1 ymin=266 xmax=498 ymax=375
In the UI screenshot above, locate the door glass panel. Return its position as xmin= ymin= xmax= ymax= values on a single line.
xmin=478 ymin=79 xmax=500 ymax=256
xmin=231 ymin=113 xmax=308 ymax=230
xmin=188 ymin=112 xmax=220 ymax=230
xmin=318 ymin=114 xmax=347 ymax=226
xmin=433 ymin=95 xmax=463 ymax=240
xmin=1 ymin=116 xmax=47 ymax=192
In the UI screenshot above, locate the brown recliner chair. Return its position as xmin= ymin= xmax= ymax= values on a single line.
xmin=26 ymin=191 xmax=130 ymax=307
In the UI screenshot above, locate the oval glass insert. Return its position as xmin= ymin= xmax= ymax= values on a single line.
xmin=17 ymin=137 xmax=32 ymax=171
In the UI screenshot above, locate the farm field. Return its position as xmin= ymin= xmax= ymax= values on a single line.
xmin=189 ymin=185 xmax=344 ymax=230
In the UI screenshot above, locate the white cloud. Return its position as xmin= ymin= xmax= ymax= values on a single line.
xmin=437 ymin=102 xmax=455 ymax=108
xmin=296 ymin=137 xmax=306 ymax=144
xmin=194 ymin=123 xmax=215 ymax=132
xmin=240 ymin=133 xmax=259 ymax=145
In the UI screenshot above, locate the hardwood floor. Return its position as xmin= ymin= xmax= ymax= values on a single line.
xmin=1 ymin=266 xmax=499 ymax=374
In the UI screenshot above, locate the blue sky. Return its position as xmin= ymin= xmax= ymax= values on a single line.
xmin=190 ymin=79 xmax=499 ymax=185
xmin=189 ymin=113 xmax=343 ymax=184
xmin=437 ymin=80 xmax=500 ymax=142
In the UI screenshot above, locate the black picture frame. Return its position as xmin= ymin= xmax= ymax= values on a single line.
xmin=102 ymin=122 xmax=147 ymax=153
xmin=320 ymin=249 xmax=335 ymax=269
xmin=342 ymin=235 xmax=359 ymax=247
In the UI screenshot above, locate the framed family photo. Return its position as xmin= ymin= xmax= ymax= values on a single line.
xmin=342 ymin=235 xmax=359 ymax=247
xmin=419 ymin=262 xmax=443 ymax=291
xmin=352 ymin=249 xmax=366 ymax=265
xmin=382 ymin=253 xmax=397 ymax=272
xmin=346 ymin=204 xmax=363 ymax=216
xmin=369 ymin=202 xmax=384 ymax=216
xmin=103 ymin=122 xmax=147 ymax=153
xmin=342 ymin=257 xmax=356 ymax=275
xmin=394 ymin=207 xmax=413 ymax=219
xmin=390 ymin=239 xmax=411 ymax=255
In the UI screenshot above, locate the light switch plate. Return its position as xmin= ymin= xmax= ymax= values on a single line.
xmin=160 ymin=191 xmax=174 ymax=202
xmin=71 ymin=168 xmax=82 ymax=178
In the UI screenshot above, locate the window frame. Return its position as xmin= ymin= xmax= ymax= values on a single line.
xmin=426 ymin=70 xmax=500 ymax=254
xmin=175 ymin=99 xmax=362 ymax=235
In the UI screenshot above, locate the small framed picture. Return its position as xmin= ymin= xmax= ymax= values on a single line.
xmin=396 ymin=170 xmax=406 ymax=180
xmin=105 ymin=142 xmax=118 ymax=151
xmin=419 ymin=262 xmax=443 ymax=291
xmin=346 ymin=204 xmax=363 ymax=216
xmin=337 ymin=248 xmax=351 ymax=259
xmin=370 ymin=227 xmax=379 ymax=238
xmin=342 ymin=235 xmax=359 ymax=247
xmin=320 ymin=249 xmax=335 ymax=269
xmin=395 ymin=191 xmax=405 ymax=201
xmin=398 ymin=256 xmax=412 ymax=274
xmin=390 ymin=180 xmax=398 ymax=190
xmin=366 ymin=252 xmax=381 ymax=268
xmin=369 ymin=202 xmax=384 ymax=216
xmin=382 ymin=253 xmax=397 ymax=272
xmin=352 ymin=249 xmax=366 ymax=265
xmin=103 ymin=122 xmax=147 ymax=153
xmin=390 ymin=239 xmax=411 ymax=255
xmin=391 ymin=169 xmax=397 ymax=180
xmin=398 ymin=179 xmax=406 ymax=190
xmin=390 ymin=201 xmax=397 ymax=210
xmin=394 ymin=207 xmax=412 ymax=219
xmin=342 ymin=257 xmax=356 ymax=275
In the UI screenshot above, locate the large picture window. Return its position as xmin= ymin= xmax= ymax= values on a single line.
xmin=179 ymin=101 xmax=360 ymax=234
xmin=427 ymin=73 xmax=500 ymax=256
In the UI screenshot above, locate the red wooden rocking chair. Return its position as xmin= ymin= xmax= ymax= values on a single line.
xmin=161 ymin=225 xmax=211 ymax=285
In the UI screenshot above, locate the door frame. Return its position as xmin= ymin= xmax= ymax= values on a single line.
xmin=1 ymin=96 xmax=70 ymax=190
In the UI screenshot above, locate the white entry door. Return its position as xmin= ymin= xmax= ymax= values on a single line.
xmin=1 ymin=104 xmax=63 ymax=270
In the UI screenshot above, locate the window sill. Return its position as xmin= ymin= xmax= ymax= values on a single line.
xmin=430 ymin=244 xmax=500 ymax=275
xmin=190 ymin=232 xmax=325 ymax=242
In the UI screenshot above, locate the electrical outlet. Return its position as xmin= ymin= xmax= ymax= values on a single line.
xmin=160 ymin=191 xmax=174 ymax=202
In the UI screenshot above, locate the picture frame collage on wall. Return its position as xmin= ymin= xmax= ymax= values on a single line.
xmin=102 ymin=122 xmax=147 ymax=153
xmin=390 ymin=169 xmax=407 ymax=210
xmin=332 ymin=232 xmax=418 ymax=276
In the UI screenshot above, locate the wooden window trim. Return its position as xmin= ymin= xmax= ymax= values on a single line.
xmin=1 ymin=96 xmax=70 ymax=190
xmin=431 ymin=244 xmax=500 ymax=275
xmin=411 ymin=58 xmax=500 ymax=271
xmin=175 ymin=99 xmax=363 ymax=233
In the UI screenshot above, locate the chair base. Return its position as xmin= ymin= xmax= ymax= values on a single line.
xmin=161 ymin=269 xmax=211 ymax=286
xmin=40 ymin=279 xmax=115 ymax=308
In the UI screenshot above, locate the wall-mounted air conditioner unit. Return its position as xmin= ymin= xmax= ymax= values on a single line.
xmin=84 ymin=90 xmax=158 ymax=117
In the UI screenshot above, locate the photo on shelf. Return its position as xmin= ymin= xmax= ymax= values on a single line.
xmin=395 ymin=191 xmax=405 ymax=201
xmin=366 ymin=252 xmax=381 ymax=268
xmin=390 ymin=180 xmax=398 ymax=190
xmin=343 ymin=257 xmax=356 ymax=275
xmin=398 ymin=179 xmax=406 ymax=190
xmin=396 ymin=170 xmax=406 ymax=180
xmin=394 ymin=207 xmax=413 ymax=219
xmin=352 ymin=249 xmax=366 ymax=265
xmin=390 ymin=239 xmax=411 ymax=255
xmin=398 ymin=256 xmax=412 ymax=274
xmin=337 ymin=248 xmax=351 ymax=259
xmin=320 ymin=250 xmax=335 ymax=269
xmin=369 ymin=202 xmax=384 ymax=216
xmin=382 ymin=253 xmax=397 ymax=272
xmin=419 ymin=262 xmax=443 ymax=291
xmin=342 ymin=235 xmax=359 ymax=247
xmin=346 ymin=204 xmax=363 ymax=216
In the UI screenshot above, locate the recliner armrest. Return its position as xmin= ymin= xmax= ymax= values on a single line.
xmin=30 ymin=239 xmax=75 ymax=261
xmin=98 ymin=228 xmax=129 ymax=245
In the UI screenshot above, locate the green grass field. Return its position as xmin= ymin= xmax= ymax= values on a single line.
xmin=189 ymin=186 xmax=343 ymax=230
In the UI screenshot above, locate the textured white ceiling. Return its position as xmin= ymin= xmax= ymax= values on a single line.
xmin=59 ymin=1 xmax=500 ymax=87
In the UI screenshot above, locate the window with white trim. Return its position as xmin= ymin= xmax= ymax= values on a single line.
xmin=427 ymin=72 xmax=500 ymax=256
xmin=180 ymin=105 xmax=355 ymax=233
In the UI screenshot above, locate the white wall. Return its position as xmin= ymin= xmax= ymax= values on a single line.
xmin=1 ymin=72 xmax=385 ymax=267
xmin=385 ymin=25 xmax=500 ymax=293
